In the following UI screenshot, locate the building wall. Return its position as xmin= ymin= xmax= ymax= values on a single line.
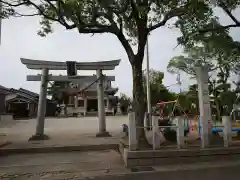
xmin=0 ymin=93 xmax=6 ymax=113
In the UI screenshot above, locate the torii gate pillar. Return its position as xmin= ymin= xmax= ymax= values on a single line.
xmin=29 ymin=68 xmax=50 ymax=140
xmin=96 ymin=69 xmax=110 ymax=137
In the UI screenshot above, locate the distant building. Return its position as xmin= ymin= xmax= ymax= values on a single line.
xmin=61 ymin=79 xmax=118 ymax=116
xmin=0 ymin=85 xmax=11 ymax=113
xmin=0 ymin=86 xmax=56 ymax=118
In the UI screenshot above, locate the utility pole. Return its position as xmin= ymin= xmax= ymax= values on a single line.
xmin=176 ymin=73 xmax=182 ymax=93
xmin=0 ymin=2 xmax=2 ymax=44
xmin=146 ymin=36 xmax=151 ymax=116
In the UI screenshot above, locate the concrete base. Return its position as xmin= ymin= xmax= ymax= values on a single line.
xmin=28 ymin=134 xmax=50 ymax=141
xmin=237 ymin=132 xmax=240 ymax=138
xmin=96 ymin=131 xmax=112 ymax=137
xmin=121 ymin=146 xmax=240 ymax=168
xmin=0 ymin=114 xmax=13 ymax=123
xmin=209 ymin=134 xmax=224 ymax=145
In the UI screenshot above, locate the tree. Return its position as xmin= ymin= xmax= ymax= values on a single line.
xmin=177 ymin=84 xmax=199 ymax=115
xmin=176 ymin=1 xmax=240 ymax=47
xmin=1 ymin=0 xmax=216 ymax=147
xmin=143 ymin=69 xmax=176 ymax=106
xmin=167 ymin=37 xmax=240 ymax=118
xmin=118 ymin=93 xmax=131 ymax=114
xmin=47 ymin=81 xmax=69 ymax=105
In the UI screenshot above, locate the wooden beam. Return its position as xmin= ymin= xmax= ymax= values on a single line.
xmin=26 ymin=75 xmax=115 ymax=82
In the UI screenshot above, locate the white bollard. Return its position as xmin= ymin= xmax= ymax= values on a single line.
xmin=222 ymin=116 xmax=232 ymax=147
xmin=128 ymin=112 xmax=137 ymax=150
xmin=152 ymin=115 xmax=158 ymax=150
xmin=176 ymin=116 xmax=185 ymax=149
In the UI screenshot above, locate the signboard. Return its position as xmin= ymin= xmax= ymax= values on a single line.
xmin=66 ymin=61 xmax=77 ymax=76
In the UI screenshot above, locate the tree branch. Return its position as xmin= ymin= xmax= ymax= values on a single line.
xmin=77 ymin=25 xmax=115 ymax=34
xmin=0 ymin=0 xmax=27 ymax=7
xmin=130 ymin=0 xmax=140 ymax=22
xmin=198 ymin=24 xmax=239 ymax=34
xmin=219 ymin=1 xmax=240 ymax=26
xmin=149 ymin=6 xmax=187 ymax=32
xmin=1 ymin=0 xmax=77 ymax=29
xmin=116 ymin=31 xmax=135 ymax=64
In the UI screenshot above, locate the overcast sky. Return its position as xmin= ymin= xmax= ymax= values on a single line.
xmin=0 ymin=7 xmax=239 ymax=97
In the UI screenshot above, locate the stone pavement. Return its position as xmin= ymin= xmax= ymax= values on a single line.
xmin=0 ymin=150 xmax=129 ymax=180
xmin=1 ymin=150 xmax=240 ymax=180
xmin=0 ymin=116 xmax=128 ymax=154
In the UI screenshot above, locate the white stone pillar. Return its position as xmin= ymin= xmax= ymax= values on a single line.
xmin=223 ymin=116 xmax=232 ymax=147
xmin=74 ymin=95 xmax=78 ymax=116
xmin=129 ymin=112 xmax=137 ymax=150
xmin=30 ymin=68 xmax=49 ymax=140
xmin=74 ymin=95 xmax=78 ymax=108
xmin=106 ymin=97 xmax=110 ymax=109
xmin=196 ymin=66 xmax=211 ymax=148
xmin=96 ymin=69 xmax=110 ymax=137
xmin=152 ymin=115 xmax=159 ymax=150
xmin=84 ymin=98 xmax=87 ymax=116
xmin=176 ymin=116 xmax=185 ymax=149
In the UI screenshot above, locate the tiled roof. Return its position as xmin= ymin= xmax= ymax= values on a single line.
xmin=0 ymin=85 xmax=11 ymax=94
xmin=8 ymin=88 xmax=38 ymax=102
xmin=19 ymin=88 xmax=39 ymax=97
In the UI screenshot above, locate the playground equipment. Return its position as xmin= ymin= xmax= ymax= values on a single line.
xmin=211 ymin=119 xmax=240 ymax=133
xmin=157 ymin=99 xmax=190 ymax=132
xmin=188 ymin=115 xmax=240 ymax=135
xmin=143 ymin=97 xmax=190 ymax=149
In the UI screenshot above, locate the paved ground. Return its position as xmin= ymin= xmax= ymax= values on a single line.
xmin=2 ymin=150 xmax=240 ymax=180
xmin=0 ymin=150 xmax=129 ymax=180
xmin=0 ymin=116 xmax=128 ymax=142
xmin=2 ymin=116 xmax=240 ymax=179
xmin=0 ymin=116 xmax=128 ymax=154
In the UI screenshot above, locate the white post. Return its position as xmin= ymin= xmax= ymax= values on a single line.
xmin=96 ymin=69 xmax=110 ymax=137
xmin=152 ymin=115 xmax=159 ymax=150
xmin=84 ymin=98 xmax=87 ymax=116
xmin=30 ymin=68 xmax=49 ymax=140
xmin=223 ymin=116 xmax=232 ymax=147
xmin=129 ymin=112 xmax=137 ymax=150
xmin=74 ymin=95 xmax=78 ymax=109
xmin=74 ymin=95 xmax=78 ymax=116
xmin=196 ymin=66 xmax=211 ymax=148
xmin=176 ymin=116 xmax=184 ymax=149
xmin=106 ymin=96 xmax=110 ymax=109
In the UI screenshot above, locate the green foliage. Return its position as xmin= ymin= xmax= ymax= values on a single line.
xmin=2 ymin=0 xmax=223 ymax=58
xmin=143 ymin=69 xmax=176 ymax=106
xmin=119 ymin=93 xmax=131 ymax=114
xmin=47 ymin=81 xmax=68 ymax=105
xmin=168 ymin=28 xmax=240 ymax=77
xmin=176 ymin=1 xmax=240 ymax=47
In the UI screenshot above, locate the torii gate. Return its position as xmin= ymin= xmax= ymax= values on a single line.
xmin=20 ymin=58 xmax=120 ymax=140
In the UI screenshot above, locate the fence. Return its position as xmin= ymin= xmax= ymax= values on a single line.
xmin=128 ymin=112 xmax=185 ymax=150
xmin=128 ymin=112 xmax=233 ymax=151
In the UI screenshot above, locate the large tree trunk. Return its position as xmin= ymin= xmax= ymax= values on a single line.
xmin=131 ymin=56 xmax=149 ymax=148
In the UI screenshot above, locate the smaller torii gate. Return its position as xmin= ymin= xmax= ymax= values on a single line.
xmin=20 ymin=58 xmax=120 ymax=140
